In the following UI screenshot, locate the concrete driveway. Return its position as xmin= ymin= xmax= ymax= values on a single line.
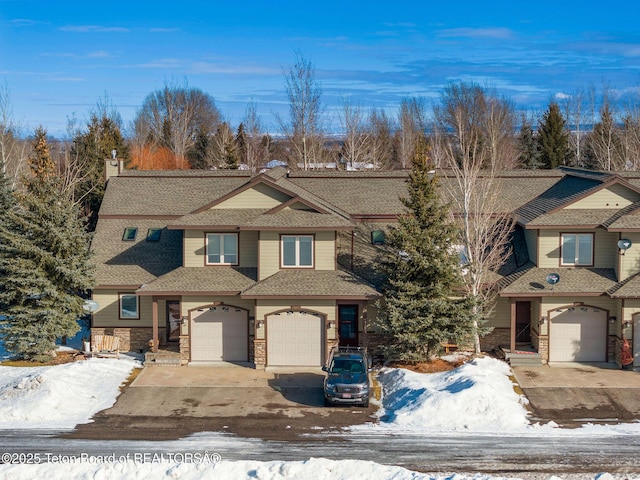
xmin=67 ymin=363 xmax=377 ymax=441
xmin=512 ymin=363 xmax=640 ymax=425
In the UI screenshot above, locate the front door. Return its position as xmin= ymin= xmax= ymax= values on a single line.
xmin=338 ymin=305 xmax=358 ymax=347
xmin=166 ymin=301 xmax=181 ymax=342
xmin=515 ymin=301 xmax=531 ymax=344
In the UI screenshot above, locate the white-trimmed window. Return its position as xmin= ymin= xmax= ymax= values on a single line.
xmin=561 ymin=233 xmax=594 ymax=266
xmin=281 ymin=235 xmax=313 ymax=268
xmin=119 ymin=293 xmax=139 ymax=319
xmin=206 ymin=233 xmax=238 ymax=265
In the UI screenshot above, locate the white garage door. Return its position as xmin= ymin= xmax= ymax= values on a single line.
xmin=267 ymin=311 xmax=323 ymax=366
xmin=191 ymin=306 xmax=248 ymax=362
xmin=549 ymin=306 xmax=606 ymax=362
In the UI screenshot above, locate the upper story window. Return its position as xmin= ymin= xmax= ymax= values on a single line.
xmin=119 ymin=293 xmax=139 ymax=319
xmin=206 ymin=233 xmax=238 ymax=265
xmin=561 ymin=233 xmax=594 ymax=266
xmin=282 ymin=235 xmax=313 ymax=268
xmin=122 ymin=227 xmax=137 ymax=241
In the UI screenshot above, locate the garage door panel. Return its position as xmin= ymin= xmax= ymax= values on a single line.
xmin=267 ymin=313 xmax=323 ymax=366
xmin=549 ymin=307 xmax=606 ymax=362
xmin=191 ymin=308 xmax=248 ymax=362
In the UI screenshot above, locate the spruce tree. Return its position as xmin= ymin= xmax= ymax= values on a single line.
xmin=518 ymin=117 xmax=542 ymax=169
xmin=537 ymin=102 xmax=569 ymax=169
xmin=376 ymin=141 xmax=474 ymax=361
xmin=0 ymin=128 xmax=95 ymax=361
xmin=72 ymin=112 xmax=129 ymax=231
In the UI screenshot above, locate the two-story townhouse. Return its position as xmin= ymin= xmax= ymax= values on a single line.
xmin=91 ymin=166 xmax=399 ymax=368
xmin=499 ymin=168 xmax=640 ymax=367
xmin=90 ymin=164 xmax=640 ymax=370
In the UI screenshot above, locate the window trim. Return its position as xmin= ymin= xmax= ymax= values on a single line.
xmin=122 ymin=227 xmax=138 ymax=241
xmin=118 ymin=293 xmax=139 ymax=320
xmin=146 ymin=228 xmax=162 ymax=242
xmin=280 ymin=234 xmax=314 ymax=268
xmin=205 ymin=233 xmax=239 ymax=266
xmin=560 ymin=232 xmax=594 ymax=267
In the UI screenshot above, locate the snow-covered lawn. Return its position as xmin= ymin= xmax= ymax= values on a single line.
xmin=0 ymin=353 xmax=140 ymax=429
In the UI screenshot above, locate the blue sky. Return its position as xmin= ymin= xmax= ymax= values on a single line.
xmin=1 ymin=0 xmax=640 ymax=137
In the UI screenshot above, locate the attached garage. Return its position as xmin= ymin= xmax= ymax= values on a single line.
xmin=267 ymin=311 xmax=324 ymax=366
xmin=549 ymin=306 xmax=607 ymax=362
xmin=190 ymin=306 xmax=248 ymax=362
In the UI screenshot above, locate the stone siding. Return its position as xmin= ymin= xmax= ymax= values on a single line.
xmin=479 ymin=328 xmax=510 ymax=352
xmin=91 ymin=327 xmax=163 ymax=352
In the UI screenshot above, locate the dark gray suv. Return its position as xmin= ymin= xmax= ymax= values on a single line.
xmin=322 ymin=346 xmax=371 ymax=407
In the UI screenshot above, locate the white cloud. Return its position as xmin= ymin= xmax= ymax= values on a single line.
xmin=59 ymin=25 xmax=129 ymax=33
xmin=438 ymin=27 xmax=515 ymax=40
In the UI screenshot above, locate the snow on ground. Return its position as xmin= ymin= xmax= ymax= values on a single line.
xmin=0 ymin=457 xmax=617 ymax=480
xmin=357 ymin=356 xmax=640 ymax=436
xmin=0 ymin=354 xmax=140 ymax=429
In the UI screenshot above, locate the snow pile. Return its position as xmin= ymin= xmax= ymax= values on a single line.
xmin=0 ymin=458 xmax=436 ymax=480
xmin=372 ymin=356 xmax=531 ymax=432
xmin=0 ymin=356 xmax=140 ymax=429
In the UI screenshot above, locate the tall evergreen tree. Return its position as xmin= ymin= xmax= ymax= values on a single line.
xmin=71 ymin=110 xmax=129 ymax=231
xmin=517 ymin=117 xmax=542 ymax=169
xmin=376 ymin=141 xmax=475 ymax=361
xmin=0 ymin=128 xmax=95 ymax=361
xmin=537 ymin=102 xmax=569 ymax=169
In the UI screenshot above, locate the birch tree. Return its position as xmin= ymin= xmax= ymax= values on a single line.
xmin=431 ymin=81 xmax=515 ymax=353
xmin=277 ymin=51 xmax=324 ymax=170
xmin=339 ymin=98 xmax=370 ymax=168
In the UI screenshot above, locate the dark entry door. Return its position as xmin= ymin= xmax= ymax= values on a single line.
xmin=338 ymin=305 xmax=358 ymax=347
xmin=515 ymin=301 xmax=531 ymax=344
xmin=166 ymin=301 xmax=181 ymax=342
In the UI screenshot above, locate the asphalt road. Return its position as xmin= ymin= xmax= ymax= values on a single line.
xmin=1 ymin=428 xmax=640 ymax=476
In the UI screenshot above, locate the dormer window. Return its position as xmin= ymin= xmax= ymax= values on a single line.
xmin=123 ymin=227 xmax=137 ymax=241
xmin=146 ymin=228 xmax=162 ymax=242
xmin=281 ymin=235 xmax=313 ymax=268
xmin=561 ymin=233 xmax=594 ymax=266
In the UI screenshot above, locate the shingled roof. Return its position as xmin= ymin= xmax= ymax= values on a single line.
xmin=137 ymin=267 xmax=257 ymax=295
xmin=499 ymin=267 xmax=618 ymax=297
xmin=241 ymin=270 xmax=380 ymax=299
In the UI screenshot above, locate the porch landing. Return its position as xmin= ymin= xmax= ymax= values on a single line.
xmin=144 ymin=345 xmax=181 ymax=366
xmin=499 ymin=345 xmax=543 ymax=367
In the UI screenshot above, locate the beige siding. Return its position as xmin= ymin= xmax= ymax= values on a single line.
xmin=258 ymin=231 xmax=336 ymax=280
xmin=92 ymin=289 xmax=154 ymax=328
xmin=259 ymin=231 xmax=279 ymax=280
xmin=489 ymin=297 xmax=511 ymax=329
xmin=213 ymin=183 xmax=291 ymax=209
xmin=524 ymin=229 xmax=538 ymax=265
xmin=538 ymin=229 xmax=617 ymax=268
xmin=184 ymin=230 xmax=204 ymax=268
xmin=619 ymin=232 xmax=640 ymax=281
xmin=184 ymin=229 xmax=258 ymax=268
xmin=315 ymin=231 xmax=336 ymax=270
xmin=566 ymin=184 xmax=640 ymax=209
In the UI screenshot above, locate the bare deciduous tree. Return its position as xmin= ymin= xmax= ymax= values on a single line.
xmin=242 ymin=100 xmax=267 ymax=170
xmin=276 ymin=51 xmax=324 ymax=170
xmin=0 ymin=82 xmax=29 ymax=190
xmin=133 ymin=79 xmax=221 ymax=168
xmin=396 ymin=98 xmax=427 ymax=169
xmin=339 ymin=98 xmax=370 ymax=169
xmin=367 ymin=108 xmax=393 ymax=169
xmin=432 ymin=81 xmax=516 ymax=353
